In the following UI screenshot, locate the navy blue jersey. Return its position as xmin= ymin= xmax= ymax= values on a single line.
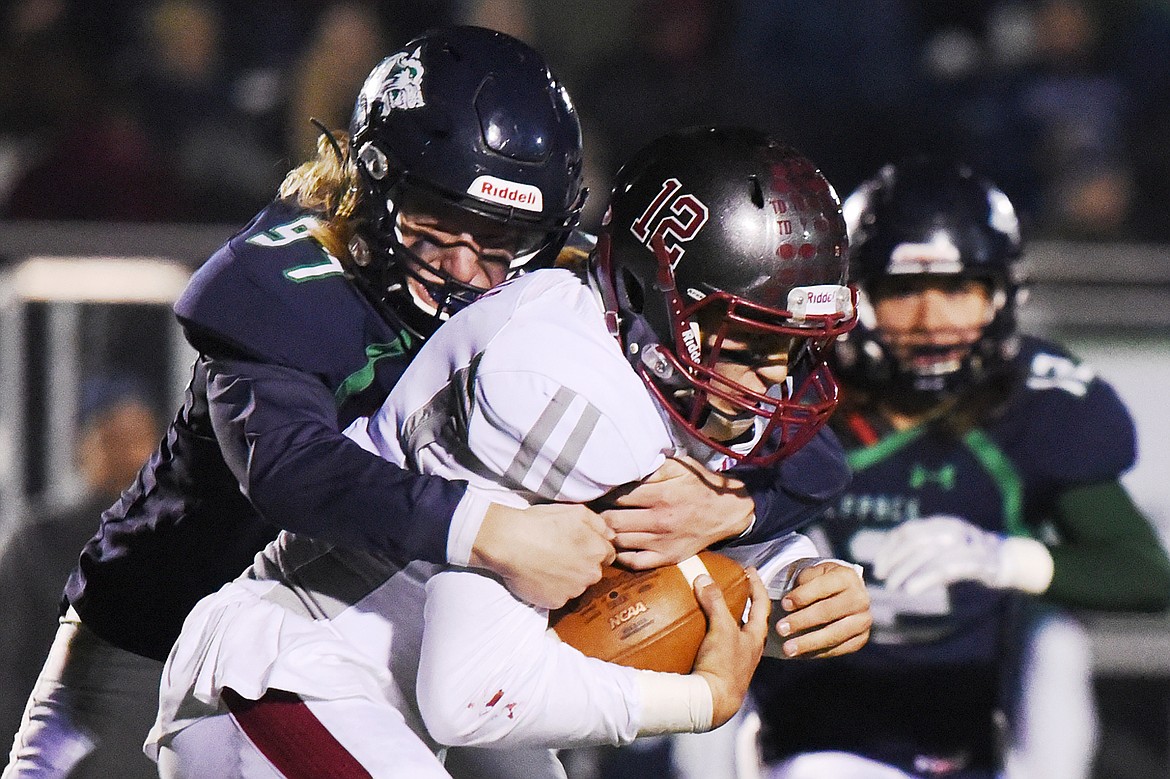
xmin=64 ymin=201 xmax=466 ymax=661
xmin=752 ymin=335 xmax=1136 ymax=772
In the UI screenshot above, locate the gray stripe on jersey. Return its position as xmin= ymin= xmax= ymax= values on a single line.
xmin=503 ymin=386 xmax=575 ymax=488
xmin=537 ymin=400 xmax=602 ymax=499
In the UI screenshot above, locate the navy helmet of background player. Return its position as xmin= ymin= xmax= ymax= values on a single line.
xmin=595 ymin=127 xmax=857 ymax=467
xmin=832 ymin=157 xmax=1023 ymax=409
xmin=750 ymin=156 xmax=1170 ymax=779
xmin=344 ymin=25 xmax=586 ymax=338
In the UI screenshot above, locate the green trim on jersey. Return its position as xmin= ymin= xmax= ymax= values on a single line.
xmin=282 ymin=256 xmax=345 ymax=283
xmin=961 ymin=429 xmax=1027 ymax=537
xmin=845 ymin=422 xmax=1029 ymax=537
xmin=845 ymin=425 xmax=927 ymax=472
xmin=335 ymin=334 xmax=415 ymax=406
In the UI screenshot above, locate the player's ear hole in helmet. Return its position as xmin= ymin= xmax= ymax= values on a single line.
xmin=593 ymin=126 xmax=857 ymax=466
xmin=340 ymin=25 xmax=586 ymax=340
xmin=833 ymin=155 xmax=1025 ymax=412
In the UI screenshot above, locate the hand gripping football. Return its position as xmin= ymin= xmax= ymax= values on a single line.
xmin=549 ymin=551 xmax=751 ymax=674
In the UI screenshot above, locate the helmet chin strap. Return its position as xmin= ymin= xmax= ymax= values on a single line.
xmin=697 ymin=406 xmax=755 ymax=442
xmin=404 ymin=281 xmax=448 ymax=320
xmin=695 ymin=381 xmax=787 ymax=446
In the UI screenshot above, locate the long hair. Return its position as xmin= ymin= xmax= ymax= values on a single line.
xmin=278 ymin=130 xmax=361 ymax=262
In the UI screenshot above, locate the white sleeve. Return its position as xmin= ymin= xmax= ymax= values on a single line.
xmin=717 ymin=532 xmax=820 ymax=598
xmin=465 ymin=290 xmax=671 ymax=504
xmin=417 ymin=570 xmax=712 ymax=749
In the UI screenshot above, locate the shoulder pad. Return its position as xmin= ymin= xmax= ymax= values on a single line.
xmin=174 ymin=202 xmax=385 ymax=376
xmin=1004 ymin=336 xmax=1136 ymax=481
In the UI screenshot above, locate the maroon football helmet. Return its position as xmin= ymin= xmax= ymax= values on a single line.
xmin=594 ymin=127 xmax=856 ymax=466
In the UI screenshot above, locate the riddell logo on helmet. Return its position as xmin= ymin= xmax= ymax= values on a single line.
xmin=468 ymin=175 xmax=544 ymax=212
xmin=681 ymin=324 xmax=703 ymax=363
xmin=788 ymin=284 xmax=850 ymax=318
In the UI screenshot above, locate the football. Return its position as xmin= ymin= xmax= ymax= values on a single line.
xmin=549 ymin=551 xmax=751 ymax=675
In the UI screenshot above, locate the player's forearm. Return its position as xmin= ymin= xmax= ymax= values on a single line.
xmin=1048 ymin=543 xmax=1170 ymax=610
xmin=418 ymin=570 xmax=715 ymax=748
xmin=418 ymin=570 xmax=641 ymax=747
xmin=731 ymin=426 xmax=851 ymax=545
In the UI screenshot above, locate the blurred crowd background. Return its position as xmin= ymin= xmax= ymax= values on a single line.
xmin=1 ymin=2 xmax=1170 ymax=776
xmin=2 ymin=0 xmax=1170 ymax=242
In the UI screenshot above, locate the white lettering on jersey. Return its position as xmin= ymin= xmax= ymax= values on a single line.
xmin=248 ymin=216 xmax=343 ymax=282
xmin=284 ymin=254 xmax=344 ymax=282
xmin=247 ymin=216 xmax=320 ymax=247
xmin=1026 ymin=352 xmax=1095 ymax=397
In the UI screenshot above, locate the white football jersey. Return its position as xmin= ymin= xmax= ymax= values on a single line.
xmin=150 ymin=268 xmax=815 ymax=765
xmin=350 ymin=267 xmax=676 ymax=508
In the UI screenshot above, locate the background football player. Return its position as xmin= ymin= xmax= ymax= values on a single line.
xmin=750 ymin=157 xmax=1170 ymax=779
xmin=145 ymin=126 xmax=871 ymax=777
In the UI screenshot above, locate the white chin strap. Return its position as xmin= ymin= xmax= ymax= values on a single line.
xmin=406 ymin=282 xmax=447 ymax=320
xmin=698 ymin=381 xmax=789 ymax=445
xmin=508 ymin=248 xmax=540 ymax=272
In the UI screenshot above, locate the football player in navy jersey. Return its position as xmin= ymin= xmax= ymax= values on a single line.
xmin=143 ymin=126 xmax=870 ymax=779
xmin=3 ymin=28 xmax=855 ymax=779
xmin=750 ymin=157 xmax=1170 ymax=779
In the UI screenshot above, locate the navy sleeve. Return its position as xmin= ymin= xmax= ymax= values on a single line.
xmin=1030 ymin=377 xmax=1136 ymax=486
xmin=205 ymin=356 xmax=467 ymax=563
xmin=726 ymin=425 xmax=852 ymax=544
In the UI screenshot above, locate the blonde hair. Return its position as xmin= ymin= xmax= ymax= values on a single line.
xmin=278 ymin=130 xmax=362 ymax=261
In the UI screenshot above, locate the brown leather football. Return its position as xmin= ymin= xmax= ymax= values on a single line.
xmin=549 ymin=551 xmax=750 ymax=674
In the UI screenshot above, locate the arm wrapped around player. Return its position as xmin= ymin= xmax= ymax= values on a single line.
xmin=597 ymin=426 xmax=852 ymax=569
xmin=416 ymin=566 xmax=770 ymax=747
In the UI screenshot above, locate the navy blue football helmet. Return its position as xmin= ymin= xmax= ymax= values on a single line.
xmin=348 ymin=26 xmax=586 ymax=337
xmin=594 ymin=127 xmax=856 ymax=466
xmin=834 ymin=156 xmax=1024 ymax=404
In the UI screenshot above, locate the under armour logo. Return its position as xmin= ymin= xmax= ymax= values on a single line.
xmin=909 ymin=463 xmax=956 ymax=491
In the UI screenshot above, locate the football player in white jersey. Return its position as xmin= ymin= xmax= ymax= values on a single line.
xmin=146 ymin=127 xmax=871 ymax=778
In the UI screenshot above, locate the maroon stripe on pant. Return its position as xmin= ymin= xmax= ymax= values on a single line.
xmin=223 ymin=687 xmax=373 ymax=778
